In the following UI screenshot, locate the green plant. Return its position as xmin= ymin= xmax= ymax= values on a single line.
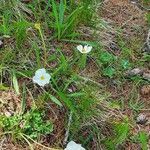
xmin=50 ymin=0 xmax=94 ymax=40
xmin=0 ymin=108 xmax=53 ymax=139
xmin=146 ymin=13 xmax=150 ymax=26
xmin=0 ymin=11 xmax=12 ymax=35
xmin=138 ymin=131 xmax=149 ymax=150
xmin=14 ymin=20 xmax=30 ymax=48
xmin=102 ymin=67 xmax=115 ymax=78
xmin=129 ymin=100 xmax=144 ymax=112
xmin=99 ymin=51 xmax=115 ymax=65
xmin=128 ymin=86 xmax=145 ymax=112
xmin=97 ymin=48 xmax=132 ymax=78
xmin=104 ymin=121 xmax=130 ymax=150
xmin=131 ymin=131 xmax=149 ymax=150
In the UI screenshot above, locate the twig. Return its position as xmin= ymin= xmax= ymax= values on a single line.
xmin=22 ymin=134 xmax=62 ymax=150
xmin=0 ymin=137 xmax=6 ymax=150
xmin=63 ymin=111 xmax=73 ymax=145
xmin=146 ymin=29 xmax=150 ymax=50
xmin=77 ymin=75 xmax=103 ymax=88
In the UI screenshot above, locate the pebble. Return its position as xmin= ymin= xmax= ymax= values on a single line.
xmin=136 ymin=114 xmax=147 ymax=125
xmin=143 ymin=73 xmax=150 ymax=81
xmin=0 ymin=39 xmax=4 ymax=48
xmin=126 ymin=68 xmax=143 ymax=76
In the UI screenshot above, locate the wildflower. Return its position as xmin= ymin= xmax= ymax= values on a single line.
xmin=77 ymin=45 xmax=92 ymax=54
xmin=64 ymin=141 xmax=85 ymax=150
xmin=33 ymin=68 xmax=51 ymax=87
xmin=34 ymin=23 xmax=41 ymax=30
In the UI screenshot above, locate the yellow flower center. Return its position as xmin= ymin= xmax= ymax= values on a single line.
xmin=82 ymin=48 xmax=86 ymax=53
xmin=40 ymin=75 xmax=45 ymax=80
xmin=34 ymin=23 xmax=41 ymax=30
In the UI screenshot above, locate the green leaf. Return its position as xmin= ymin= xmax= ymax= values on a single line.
xmin=59 ymin=0 xmax=65 ymax=25
xmin=138 ymin=131 xmax=148 ymax=150
xmin=51 ymin=0 xmax=61 ymax=39
xmin=104 ymin=122 xmax=129 ymax=149
xmin=99 ymin=51 xmax=114 ymax=64
xmin=103 ymin=67 xmax=115 ymax=78
xmin=21 ymin=83 xmax=26 ymax=115
xmin=114 ymin=122 xmax=129 ymax=145
xmin=33 ymin=42 xmax=41 ymax=68
xmin=57 ymin=91 xmax=76 ymax=112
xmin=12 ymin=70 xmax=20 ymax=95
xmin=121 ymin=59 xmax=130 ymax=69
xmin=67 ymin=92 xmax=85 ymax=98
xmin=47 ymin=93 xmax=63 ymax=107
xmin=0 ymin=84 xmax=9 ymax=90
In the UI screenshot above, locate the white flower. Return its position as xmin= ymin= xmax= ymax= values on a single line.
xmin=77 ymin=45 xmax=92 ymax=54
xmin=33 ymin=68 xmax=51 ymax=87
xmin=64 ymin=141 xmax=85 ymax=150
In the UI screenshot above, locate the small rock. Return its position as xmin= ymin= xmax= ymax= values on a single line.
xmin=68 ymin=84 xmax=77 ymax=93
xmin=143 ymin=44 xmax=150 ymax=53
xmin=0 ymin=39 xmax=4 ymax=48
xmin=109 ymin=42 xmax=120 ymax=51
xmin=143 ymin=73 xmax=150 ymax=81
xmin=126 ymin=68 xmax=143 ymax=76
xmin=141 ymin=85 xmax=150 ymax=97
xmin=136 ymin=114 xmax=147 ymax=125
xmin=130 ymin=0 xmax=138 ymax=4
xmin=4 ymin=111 xmax=12 ymax=117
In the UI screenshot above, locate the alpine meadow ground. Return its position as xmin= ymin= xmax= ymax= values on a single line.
xmin=0 ymin=0 xmax=150 ymax=150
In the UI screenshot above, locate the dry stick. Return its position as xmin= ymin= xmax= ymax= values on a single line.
xmin=35 ymin=23 xmax=47 ymax=67
xmin=77 ymin=75 xmax=103 ymax=88
xmin=121 ymin=16 xmax=134 ymax=28
xmin=63 ymin=111 xmax=73 ymax=145
xmin=130 ymin=0 xmax=150 ymax=11
xmin=146 ymin=29 xmax=150 ymax=50
xmin=23 ymin=134 xmax=62 ymax=150
xmin=0 ymin=137 xmax=6 ymax=150
xmin=20 ymin=134 xmax=34 ymax=150
xmin=39 ymin=29 xmax=47 ymax=67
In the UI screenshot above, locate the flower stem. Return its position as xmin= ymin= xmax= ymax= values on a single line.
xmin=39 ymin=29 xmax=47 ymax=67
xmin=80 ymin=54 xmax=87 ymax=69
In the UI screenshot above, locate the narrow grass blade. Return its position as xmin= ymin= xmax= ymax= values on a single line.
xmin=20 ymin=83 xmax=26 ymax=115
xmin=59 ymin=0 xmax=65 ymax=25
xmin=12 ymin=70 xmax=20 ymax=95
xmin=47 ymin=92 xmax=63 ymax=107
xmin=51 ymin=0 xmax=61 ymax=39
xmin=67 ymin=92 xmax=85 ymax=97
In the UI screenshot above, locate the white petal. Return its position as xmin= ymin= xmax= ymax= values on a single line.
xmin=86 ymin=46 xmax=92 ymax=53
xmin=84 ymin=45 xmax=88 ymax=52
xmin=37 ymin=80 xmax=46 ymax=86
xmin=33 ymin=76 xmax=44 ymax=86
xmin=35 ymin=68 xmax=46 ymax=76
xmin=65 ymin=141 xmax=85 ymax=150
xmin=77 ymin=45 xmax=83 ymax=53
xmin=33 ymin=75 xmax=40 ymax=84
xmin=83 ymin=45 xmax=92 ymax=53
xmin=43 ymin=73 xmax=51 ymax=84
xmin=66 ymin=141 xmax=76 ymax=148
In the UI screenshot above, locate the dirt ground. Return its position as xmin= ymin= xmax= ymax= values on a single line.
xmin=99 ymin=0 xmax=150 ymax=149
